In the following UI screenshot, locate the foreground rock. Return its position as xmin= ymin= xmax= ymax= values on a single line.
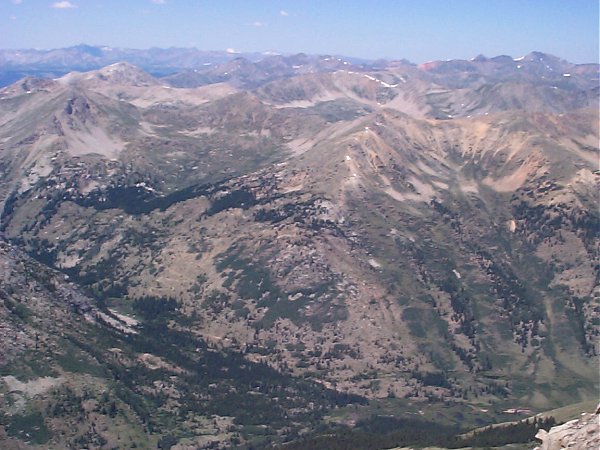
xmin=534 ymin=405 xmax=599 ymax=450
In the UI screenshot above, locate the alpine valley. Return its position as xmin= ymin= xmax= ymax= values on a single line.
xmin=0 ymin=46 xmax=598 ymax=449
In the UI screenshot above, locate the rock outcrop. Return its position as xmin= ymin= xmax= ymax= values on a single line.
xmin=534 ymin=405 xmax=599 ymax=450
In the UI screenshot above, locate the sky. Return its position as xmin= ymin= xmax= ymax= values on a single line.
xmin=1 ymin=0 xmax=598 ymax=63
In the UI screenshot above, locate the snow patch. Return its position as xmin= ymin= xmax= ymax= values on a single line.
xmin=368 ymin=258 xmax=382 ymax=269
xmin=108 ymin=309 xmax=139 ymax=327
xmin=363 ymin=74 xmax=398 ymax=88
xmin=98 ymin=311 xmax=138 ymax=334
xmin=135 ymin=181 xmax=155 ymax=192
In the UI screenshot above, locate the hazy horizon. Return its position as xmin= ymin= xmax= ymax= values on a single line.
xmin=3 ymin=42 xmax=597 ymax=67
xmin=1 ymin=0 xmax=598 ymax=64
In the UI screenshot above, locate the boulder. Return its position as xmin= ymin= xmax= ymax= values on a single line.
xmin=534 ymin=406 xmax=599 ymax=450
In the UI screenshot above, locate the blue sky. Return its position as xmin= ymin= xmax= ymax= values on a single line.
xmin=1 ymin=0 xmax=598 ymax=63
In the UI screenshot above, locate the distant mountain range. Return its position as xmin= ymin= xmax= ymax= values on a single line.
xmin=1 ymin=44 xmax=597 ymax=88
xmin=0 ymin=44 xmax=371 ymax=86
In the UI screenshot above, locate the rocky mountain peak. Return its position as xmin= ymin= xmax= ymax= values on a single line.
xmin=84 ymin=62 xmax=158 ymax=87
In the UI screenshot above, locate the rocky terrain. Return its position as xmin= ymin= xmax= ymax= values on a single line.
xmin=0 ymin=49 xmax=598 ymax=449
xmin=534 ymin=404 xmax=599 ymax=450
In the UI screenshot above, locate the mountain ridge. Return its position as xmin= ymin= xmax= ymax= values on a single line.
xmin=0 ymin=51 xmax=597 ymax=448
xmin=1 ymin=44 xmax=597 ymax=87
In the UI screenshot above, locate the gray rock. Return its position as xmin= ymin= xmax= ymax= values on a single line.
xmin=534 ymin=406 xmax=599 ymax=450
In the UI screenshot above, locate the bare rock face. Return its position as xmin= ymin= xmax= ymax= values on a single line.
xmin=534 ymin=406 xmax=599 ymax=450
